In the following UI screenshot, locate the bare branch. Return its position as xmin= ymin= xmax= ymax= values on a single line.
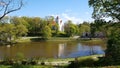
xmin=0 ymin=0 xmax=23 ymax=20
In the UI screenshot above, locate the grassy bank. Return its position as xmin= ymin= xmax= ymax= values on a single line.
xmin=16 ymin=37 xmax=106 ymax=43
xmin=0 ymin=65 xmax=120 ymax=68
xmin=16 ymin=37 xmax=77 ymax=43
xmin=0 ymin=65 xmax=53 ymax=68
xmin=0 ymin=55 xmax=103 ymax=68
xmin=0 ymin=55 xmax=120 ymax=68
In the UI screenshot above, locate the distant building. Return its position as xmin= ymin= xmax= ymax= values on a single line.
xmin=81 ymin=32 xmax=105 ymax=38
xmin=94 ymin=32 xmax=105 ymax=38
xmin=55 ymin=16 xmax=64 ymax=31
xmin=81 ymin=32 xmax=91 ymax=38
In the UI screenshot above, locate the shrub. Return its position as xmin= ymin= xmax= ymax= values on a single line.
xmin=105 ymin=29 xmax=120 ymax=65
xmin=67 ymin=58 xmax=96 ymax=68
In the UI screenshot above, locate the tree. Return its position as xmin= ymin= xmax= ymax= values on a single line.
xmin=31 ymin=17 xmax=41 ymax=35
xmin=105 ymin=28 xmax=120 ymax=65
xmin=0 ymin=0 xmax=23 ymax=20
xmin=42 ymin=26 xmax=52 ymax=39
xmin=64 ymin=20 xmax=79 ymax=37
xmin=89 ymin=0 xmax=120 ymax=65
xmin=89 ymin=0 xmax=120 ymax=21
xmin=10 ymin=16 xmax=29 ymax=27
xmin=45 ymin=16 xmax=59 ymax=36
xmin=0 ymin=16 xmax=28 ymax=45
xmin=15 ymin=24 xmax=28 ymax=37
xmin=10 ymin=16 xmax=28 ymax=37
xmin=21 ymin=17 xmax=41 ymax=36
xmin=90 ymin=19 xmax=108 ymax=38
xmin=0 ymin=24 xmax=16 ymax=44
xmin=79 ymin=22 xmax=90 ymax=36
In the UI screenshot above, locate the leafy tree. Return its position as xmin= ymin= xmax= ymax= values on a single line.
xmin=0 ymin=0 xmax=23 ymax=20
xmin=90 ymin=23 xmax=96 ymax=38
xmin=79 ymin=22 xmax=90 ymax=36
xmin=45 ymin=16 xmax=54 ymax=22
xmin=42 ymin=26 xmax=52 ymax=39
xmin=105 ymin=28 xmax=120 ymax=65
xmin=90 ymin=19 xmax=108 ymax=38
xmin=0 ymin=16 xmax=28 ymax=44
xmin=45 ymin=16 xmax=59 ymax=36
xmin=10 ymin=16 xmax=29 ymax=28
xmin=64 ymin=20 xmax=79 ymax=37
xmin=89 ymin=0 xmax=120 ymax=21
xmin=0 ymin=23 xmax=28 ymax=44
xmin=32 ymin=17 xmax=41 ymax=35
xmin=21 ymin=17 xmax=41 ymax=36
xmin=10 ymin=16 xmax=28 ymax=37
xmin=0 ymin=24 xmax=16 ymax=43
xmin=15 ymin=24 xmax=28 ymax=37
xmin=89 ymin=0 xmax=120 ymax=65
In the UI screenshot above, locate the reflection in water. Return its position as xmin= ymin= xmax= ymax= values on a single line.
xmin=59 ymin=43 xmax=105 ymax=58
xmin=58 ymin=44 xmax=65 ymax=58
xmin=0 ymin=41 xmax=106 ymax=59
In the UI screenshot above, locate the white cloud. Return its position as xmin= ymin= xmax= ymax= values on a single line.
xmin=50 ymin=9 xmax=85 ymax=24
xmin=61 ymin=13 xmax=83 ymax=24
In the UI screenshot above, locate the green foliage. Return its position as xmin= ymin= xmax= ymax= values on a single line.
xmin=89 ymin=0 xmax=120 ymax=21
xmin=90 ymin=19 xmax=108 ymax=37
xmin=64 ymin=20 xmax=79 ymax=37
xmin=79 ymin=22 xmax=90 ymax=36
xmin=105 ymin=28 xmax=120 ymax=65
xmin=51 ymin=24 xmax=59 ymax=36
xmin=68 ymin=57 xmax=98 ymax=68
xmin=0 ymin=23 xmax=28 ymax=44
xmin=11 ymin=16 xmax=29 ymax=27
xmin=42 ymin=26 xmax=52 ymax=39
xmin=0 ymin=24 xmax=16 ymax=44
xmin=89 ymin=0 xmax=120 ymax=66
xmin=15 ymin=24 xmax=28 ymax=37
xmin=57 ymin=32 xmax=67 ymax=37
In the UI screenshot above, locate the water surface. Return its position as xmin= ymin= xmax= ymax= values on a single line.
xmin=0 ymin=41 xmax=106 ymax=59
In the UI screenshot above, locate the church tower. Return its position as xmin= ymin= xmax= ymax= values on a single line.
xmin=55 ymin=16 xmax=63 ymax=31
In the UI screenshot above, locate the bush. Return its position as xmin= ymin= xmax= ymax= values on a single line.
xmin=56 ymin=32 xmax=68 ymax=37
xmin=105 ymin=29 xmax=120 ymax=65
xmin=12 ymin=65 xmax=32 ymax=68
xmin=67 ymin=58 xmax=96 ymax=68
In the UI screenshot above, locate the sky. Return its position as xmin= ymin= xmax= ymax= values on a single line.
xmin=10 ymin=0 xmax=94 ymax=24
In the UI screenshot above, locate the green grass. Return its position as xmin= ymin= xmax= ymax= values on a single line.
xmin=16 ymin=37 xmax=77 ymax=43
xmin=47 ymin=37 xmax=76 ymax=41
xmin=0 ymin=55 xmax=120 ymax=68
xmin=32 ymin=55 xmax=103 ymax=63
xmin=17 ymin=36 xmax=107 ymax=43
xmin=0 ymin=65 xmax=120 ymax=68
xmin=0 ymin=65 xmax=53 ymax=68
xmin=0 ymin=65 xmax=11 ymax=68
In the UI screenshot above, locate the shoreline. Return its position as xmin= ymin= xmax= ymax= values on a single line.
xmin=16 ymin=37 xmax=106 ymax=43
xmin=0 ymin=54 xmax=104 ymax=64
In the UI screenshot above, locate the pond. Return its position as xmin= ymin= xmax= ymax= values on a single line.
xmin=0 ymin=41 xmax=106 ymax=59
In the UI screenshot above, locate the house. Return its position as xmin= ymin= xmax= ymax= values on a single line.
xmin=51 ymin=16 xmax=64 ymax=32
xmin=81 ymin=32 xmax=105 ymax=38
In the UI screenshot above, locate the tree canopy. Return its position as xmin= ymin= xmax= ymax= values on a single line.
xmin=89 ymin=0 xmax=120 ymax=21
xmin=89 ymin=0 xmax=120 ymax=65
xmin=64 ymin=20 xmax=79 ymax=37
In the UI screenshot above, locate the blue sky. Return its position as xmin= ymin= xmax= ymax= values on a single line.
xmin=10 ymin=0 xmax=94 ymax=24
